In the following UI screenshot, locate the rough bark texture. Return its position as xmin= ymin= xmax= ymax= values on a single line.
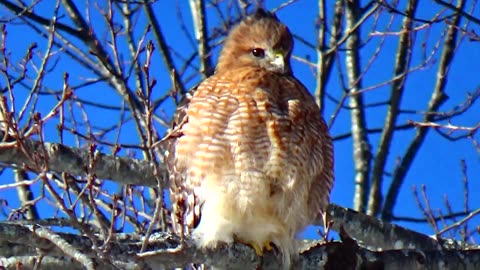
xmin=0 ymin=222 xmax=479 ymax=270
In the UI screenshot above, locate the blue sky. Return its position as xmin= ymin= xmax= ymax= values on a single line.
xmin=0 ymin=0 xmax=479 ymax=242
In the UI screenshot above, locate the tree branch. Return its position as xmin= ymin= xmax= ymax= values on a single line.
xmin=142 ymin=0 xmax=186 ymax=94
xmin=367 ymin=0 xmax=418 ymax=216
xmin=189 ymin=0 xmax=212 ymax=78
xmin=345 ymin=0 xmax=372 ymax=213
xmin=0 ymin=130 xmax=470 ymax=251
xmin=0 ymin=221 xmax=479 ymax=270
xmin=0 ymin=130 xmax=162 ymax=187
xmin=381 ymin=0 xmax=465 ymax=222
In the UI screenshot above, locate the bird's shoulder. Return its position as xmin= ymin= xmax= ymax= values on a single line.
xmin=169 ymin=68 xmax=322 ymax=133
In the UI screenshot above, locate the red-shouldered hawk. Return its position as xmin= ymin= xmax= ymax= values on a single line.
xmin=165 ymin=9 xmax=334 ymax=269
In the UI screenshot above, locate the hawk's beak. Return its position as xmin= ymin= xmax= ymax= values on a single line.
xmin=268 ymin=50 xmax=285 ymax=73
xmin=271 ymin=52 xmax=284 ymax=68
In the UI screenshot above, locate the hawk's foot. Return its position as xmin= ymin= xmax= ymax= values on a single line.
xmin=234 ymin=236 xmax=274 ymax=256
xmin=264 ymin=241 xmax=274 ymax=252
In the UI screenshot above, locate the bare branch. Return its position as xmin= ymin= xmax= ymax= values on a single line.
xmin=0 ymin=130 xmax=162 ymax=187
xmin=382 ymin=0 xmax=466 ymax=221
xmin=141 ymin=0 xmax=185 ymax=94
xmin=189 ymin=0 xmax=213 ymax=78
xmin=367 ymin=0 xmax=418 ymax=216
xmin=345 ymin=0 xmax=372 ymax=213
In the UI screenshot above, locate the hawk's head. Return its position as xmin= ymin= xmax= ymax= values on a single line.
xmin=216 ymin=9 xmax=293 ymax=75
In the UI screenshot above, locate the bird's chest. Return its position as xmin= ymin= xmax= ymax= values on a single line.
xmin=179 ymin=82 xmax=304 ymax=189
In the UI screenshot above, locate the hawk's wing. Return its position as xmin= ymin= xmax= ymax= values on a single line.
xmin=164 ymin=84 xmax=201 ymax=235
xmin=284 ymin=78 xmax=334 ymax=222
xmin=308 ymin=116 xmax=334 ymax=221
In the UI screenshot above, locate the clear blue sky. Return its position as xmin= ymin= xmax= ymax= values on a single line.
xmin=1 ymin=0 xmax=479 ymax=242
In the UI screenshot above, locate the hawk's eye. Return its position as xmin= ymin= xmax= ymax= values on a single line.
xmin=251 ymin=48 xmax=265 ymax=58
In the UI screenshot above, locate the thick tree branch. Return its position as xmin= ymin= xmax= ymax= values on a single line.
xmin=0 ymin=130 xmax=162 ymax=187
xmin=0 ymin=222 xmax=479 ymax=270
xmin=326 ymin=204 xmax=440 ymax=250
xmin=345 ymin=0 xmax=372 ymax=213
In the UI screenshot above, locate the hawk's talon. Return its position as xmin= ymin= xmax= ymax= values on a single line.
xmin=235 ymin=236 xmax=275 ymax=256
xmin=250 ymin=242 xmax=264 ymax=256
xmin=264 ymin=242 xmax=274 ymax=252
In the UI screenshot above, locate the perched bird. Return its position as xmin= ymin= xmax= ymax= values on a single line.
xmin=165 ymin=9 xmax=334 ymax=269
